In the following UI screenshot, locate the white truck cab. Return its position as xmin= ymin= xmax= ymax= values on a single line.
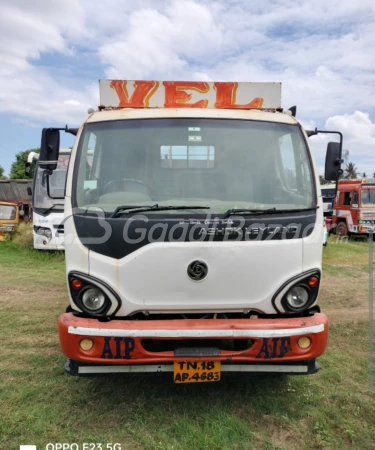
xmin=40 ymin=81 xmax=343 ymax=381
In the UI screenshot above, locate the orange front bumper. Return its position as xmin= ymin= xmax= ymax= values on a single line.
xmin=58 ymin=313 xmax=328 ymax=375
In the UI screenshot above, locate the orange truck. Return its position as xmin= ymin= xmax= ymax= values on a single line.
xmin=0 ymin=179 xmax=32 ymax=240
xmin=332 ymin=179 xmax=375 ymax=236
xmin=0 ymin=200 xmax=30 ymax=240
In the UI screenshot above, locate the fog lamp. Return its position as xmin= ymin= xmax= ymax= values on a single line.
xmin=297 ymin=336 xmax=311 ymax=349
xmin=79 ymin=338 xmax=94 ymax=351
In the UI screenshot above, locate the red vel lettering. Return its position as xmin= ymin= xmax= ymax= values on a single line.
xmin=163 ymin=81 xmax=209 ymax=108
xmin=110 ymin=80 xmax=159 ymax=107
xmin=214 ymin=82 xmax=263 ymax=109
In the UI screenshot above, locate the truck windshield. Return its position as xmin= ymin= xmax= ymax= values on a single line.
xmin=361 ymin=188 xmax=375 ymax=205
xmin=321 ymin=188 xmax=335 ymax=206
xmin=0 ymin=205 xmax=16 ymax=220
xmin=321 ymin=188 xmax=335 ymax=199
xmin=74 ymin=118 xmax=314 ymax=215
xmin=34 ymin=153 xmax=70 ymax=212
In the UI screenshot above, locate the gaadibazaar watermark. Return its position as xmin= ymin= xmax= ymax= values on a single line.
xmin=59 ymin=209 xmax=328 ymax=246
xmin=20 ymin=444 xmax=122 ymax=450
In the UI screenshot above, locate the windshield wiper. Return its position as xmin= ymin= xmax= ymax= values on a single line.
xmin=111 ymin=204 xmax=210 ymax=218
xmin=41 ymin=203 xmax=65 ymax=215
xmin=224 ymin=207 xmax=318 ymax=219
xmin=110 ymin=205 xmax=152 ymax=217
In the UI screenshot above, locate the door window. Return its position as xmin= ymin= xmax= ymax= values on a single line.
xmin=343 ymin=192 xmax=352 ymax=206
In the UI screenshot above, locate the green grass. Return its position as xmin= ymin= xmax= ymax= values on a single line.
xmin=0 ymin=239 xmax=374 ymax=450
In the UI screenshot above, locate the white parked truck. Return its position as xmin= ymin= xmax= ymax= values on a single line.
xmin=320 ymin=183 xmax=336 ymax=216
xmin=39 ymin=81 xmax=343 ymax=381
xmin=26 ymin=149 xmax=71 ymax=250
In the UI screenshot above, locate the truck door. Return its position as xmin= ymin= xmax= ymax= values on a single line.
xmin=335 ymin=190 xmax=353 ymax=236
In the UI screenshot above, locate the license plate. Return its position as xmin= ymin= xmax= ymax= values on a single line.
xmin=173 ymin=361 xmax=221 ymax=383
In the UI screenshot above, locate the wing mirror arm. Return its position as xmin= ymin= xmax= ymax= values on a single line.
xmin=307 ymin=128 xmax=344 ymax=191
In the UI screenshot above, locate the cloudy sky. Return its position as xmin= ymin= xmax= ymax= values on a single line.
xmin=0 ymin=0 xmax=374 ymax=176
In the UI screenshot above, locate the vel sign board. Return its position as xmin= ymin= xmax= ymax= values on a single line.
xmin=99 ymin=80 xmax=282 ymax=110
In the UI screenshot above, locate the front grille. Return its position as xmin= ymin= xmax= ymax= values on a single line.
xmin=54 ymin=224 xmax=64 ymax=234
xmin=141 ymin=338 xmax=254 ymax=353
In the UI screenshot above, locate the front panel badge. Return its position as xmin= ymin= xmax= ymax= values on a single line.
xmin=187 ymin=260 xmax=208 ymax=281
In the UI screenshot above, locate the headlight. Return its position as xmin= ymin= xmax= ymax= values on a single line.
xmin=272 ymin=270 xmax=321 ymax=313
xmin=6 ymin=225 xmax=14 ymax=232
xmin=34 ymin=226 xmax=43 ymax=235
xmin=82 ymin=287 xmax=106 ymax=311
xmin=34 ymin=226 xmax=52 ymax=238
xmin=286 ymin=286 xmax=309 ymax=309
xmin=68 ymin=272 xmax=121 ymax=317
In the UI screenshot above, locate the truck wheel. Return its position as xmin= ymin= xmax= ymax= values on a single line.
xmin=336 ymin=221 xmax=348 ymax=237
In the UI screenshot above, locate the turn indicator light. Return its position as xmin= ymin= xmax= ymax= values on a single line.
xmin=307 ymin=276 xmax=319 ymax=288
xmin=71 ymin=279 xmax=83 ymax=290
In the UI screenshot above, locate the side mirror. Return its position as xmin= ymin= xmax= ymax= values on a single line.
xmin=19 ymin=210 xmax=25 ymax=217
xmin=39 ymin=128 xmax=60 ymax=171
xmin=325 ymin=142 xmax=343 ymax=181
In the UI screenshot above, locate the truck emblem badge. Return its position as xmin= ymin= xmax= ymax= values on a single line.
xmin=188 ymin=260 xmax=208 ymax=281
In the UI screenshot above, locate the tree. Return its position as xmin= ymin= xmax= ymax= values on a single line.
xmin=9 ymin=148 xmax=39 ymax=179
xmin=344 ymin=162 xmax=358 ymax=179
xmin=362 ymin=172 xmax=367 ymax=178
xmin=0 ymin=165 xmax=4 ymax=178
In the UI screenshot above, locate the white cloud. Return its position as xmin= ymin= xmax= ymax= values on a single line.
xmin=99 ymin=0 xmax=223 ymax=79
xmin=0 ymin=0 xmax=86 ymax=63
xmin=93 ymin=0 xmax=375 ymax=122
xmin=325 ymin=111 xmax=375 ymax=176
xmin=0 ymin=64 xmax=97 ymax=124
xmin=0 ymin=0 xmax=94 ymax=125
xmin=308 ymin=111 xmax=375 ymax=176
xmin=0 ymin=0 xmax=374 ymax=178
xmin=326 ymin=111 xmax=375 ymax=146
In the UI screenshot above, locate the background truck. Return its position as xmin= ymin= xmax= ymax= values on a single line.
xmin=26 ymin=149 xmax=71 ymax=250
xmin=0 ymin=179 xmax=32 ymax=240
xmin=39 ymin=80 xmax=343 ymax=381
xmin=332 ymin=178 xmax=375 ymax=236
xmin=321 ymin=183 xmax=336 ymax=216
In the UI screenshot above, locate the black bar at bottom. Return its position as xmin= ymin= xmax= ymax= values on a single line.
xmin=64 ymin=358 xmax=320 ymax=377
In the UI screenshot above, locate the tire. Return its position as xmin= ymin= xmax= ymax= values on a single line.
xmin=336 ymin=221 xmax=348 ymax=237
